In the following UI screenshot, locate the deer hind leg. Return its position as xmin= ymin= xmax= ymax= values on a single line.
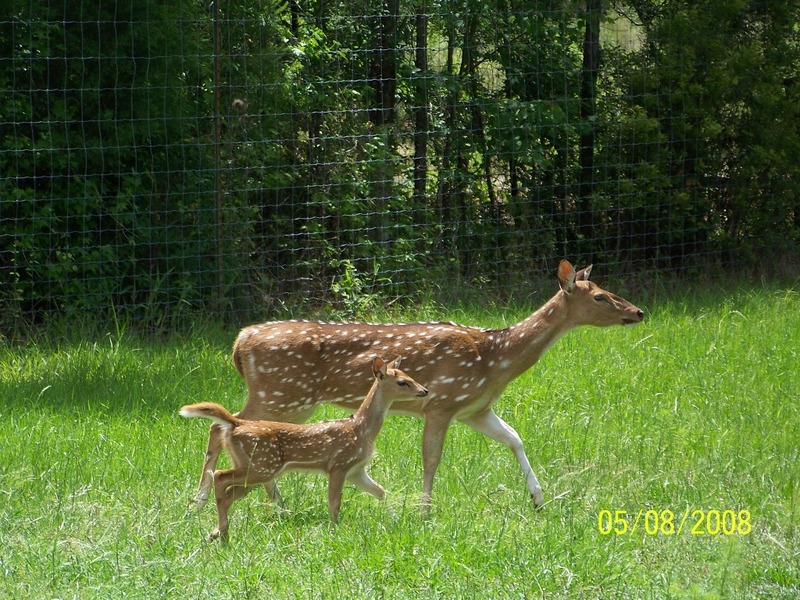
xmin=191 ymin=423 xmax=224 ymax=510
xmin=263 ymin=480 xmax=284 ymax=507
xmin=460 ymin=409 xmax=544 ymax=507
xmin=210 ymin=469 xmax=266 ymax=542
xmin=420 ymin=412 xmax=454 ymax=509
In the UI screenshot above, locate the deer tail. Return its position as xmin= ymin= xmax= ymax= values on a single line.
xmin=179 ymin=402 xmax=240 ymax=430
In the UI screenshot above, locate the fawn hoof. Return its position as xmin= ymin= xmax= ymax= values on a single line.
xmin=531 ymin=489 xmax=544 ymax=508
xmin=208 ymin=528 xmax=228 ymax=543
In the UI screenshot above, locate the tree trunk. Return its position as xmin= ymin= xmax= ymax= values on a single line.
xmin=578 ymin=0 xmax=601 ymax=260
xmin=368 ymin=0 xmax=398 ymax=127
xmin=412 ymin=3 xmax=429 ymax=218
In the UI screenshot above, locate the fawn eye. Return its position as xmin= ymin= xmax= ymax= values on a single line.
xmin=594 ymin=293 xmax=607 ymax=302
xmin=397 ymin=379 xmax=408 ymax=386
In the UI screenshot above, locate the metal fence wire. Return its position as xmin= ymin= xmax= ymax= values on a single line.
xmin=1 ymin=1 xmax=799 ymax=329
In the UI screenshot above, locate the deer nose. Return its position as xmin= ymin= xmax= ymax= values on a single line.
xmin=636 ymin=310 xmax=644 ymax=320
xmin=418 ymin=387 xmax=429 ymax=397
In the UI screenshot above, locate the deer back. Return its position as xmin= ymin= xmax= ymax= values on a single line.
xmin=233 ymin=320 xmax=496 ymax=420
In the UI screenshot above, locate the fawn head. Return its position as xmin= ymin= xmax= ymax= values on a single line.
xmin=372 ymin=356 xmax=429 ymax=400
xmin=557 ymin=260 xmax=644 ymax=327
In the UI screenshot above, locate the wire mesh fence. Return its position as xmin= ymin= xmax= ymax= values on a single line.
xmin=2 ymin=1 xmax=799 ymax=332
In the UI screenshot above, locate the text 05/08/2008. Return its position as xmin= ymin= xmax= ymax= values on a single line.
xmin=598 ymin=509 xmax=752 ymax=536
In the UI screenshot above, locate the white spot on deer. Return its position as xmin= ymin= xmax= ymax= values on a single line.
xmin=477 ymin=378 xmax=487 ymax=387
xmin=273 ymin=391 xmax=285 ymax=397
xmin=258 ymin=390 xmax=267 ymax=398
xmin=455 ymin=394 xmax=470 ymax=402
xmin=500 ymin=359 xmax=512 ymax=369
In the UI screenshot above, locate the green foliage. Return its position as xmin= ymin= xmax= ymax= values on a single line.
xmin=0 ymin=0 xmax=244 ymax=328
xmin=620 ymin=0 xmax=800 ymax=260
xmin=1 ymin=0 xmax=799 ymax=331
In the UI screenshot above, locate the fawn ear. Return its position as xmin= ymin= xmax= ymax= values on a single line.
xmin=372 ymin=357 xmax=387 ymax=379
xmin=389 ymin=356 xmax=403 ymax=370
xmin=576 ymin=264 xmax=593 ymax=281
xmin=557 ymin=260 xmax=577 ymax=293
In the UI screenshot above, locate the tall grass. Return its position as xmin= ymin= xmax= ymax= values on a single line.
xmin=1 ymin=283 xmax=798 ymax=598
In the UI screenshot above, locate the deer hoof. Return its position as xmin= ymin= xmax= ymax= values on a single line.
xmin=189 ymin=494 xmax=209 ymax=511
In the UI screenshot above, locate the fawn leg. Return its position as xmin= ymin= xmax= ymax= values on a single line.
xmin=192 ymin=423 xmax=224 ymax=509
xmin=211 ymin=470 xmax=263 ymax=541
xmin=347 ymin=469 xmax=386 ymax=501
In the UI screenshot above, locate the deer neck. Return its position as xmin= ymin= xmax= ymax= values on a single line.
xmin=492 ymin=290 xmax=577 ymax=381
xmin=351 ymin=381 xmax=391 ymax=440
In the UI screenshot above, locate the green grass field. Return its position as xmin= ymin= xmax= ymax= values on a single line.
xmin=2 ymin=283 xmax=799 ymax=598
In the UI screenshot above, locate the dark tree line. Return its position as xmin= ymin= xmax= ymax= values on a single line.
xmin=1 ymin=0 xmax=798 ymax=329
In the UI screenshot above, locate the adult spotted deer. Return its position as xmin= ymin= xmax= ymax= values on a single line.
xmin=192 ymin=260 xmax=643 ymax=511
xmin=181 ymin=357 xmax=428 ymax=540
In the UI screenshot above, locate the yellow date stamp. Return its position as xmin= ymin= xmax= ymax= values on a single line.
xmin=598 ymin=508 xmax=752 ymax=536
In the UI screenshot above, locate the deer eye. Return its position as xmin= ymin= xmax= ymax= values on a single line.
xmin=594 ymin=293 xmax=607 ymax=302
xmin=397 ymin=379 xmax=408 ymax=386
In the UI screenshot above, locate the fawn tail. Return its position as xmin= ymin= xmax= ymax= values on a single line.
xmin=179 ymin=402 xmax=240 ymax=430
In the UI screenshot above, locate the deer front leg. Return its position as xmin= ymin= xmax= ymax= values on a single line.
xmin=420 ymin=412 xmax=453 ymax=509
xmin=192 ymin=423 xmax=224 ymax=510
xmin=348 ymin=469 xmax=397 ymax=520
xmin=347 ymin=469 xmax=386 ymax=501
xmin=327 ymin=471 xmax=347 ymax=524
xmin=460 ymin=409 xmax=544 ymax=507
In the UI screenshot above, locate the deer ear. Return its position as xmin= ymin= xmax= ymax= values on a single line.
xmin=390 ymin=356 xmax=403 ymax=370
xmin=372 ymin=357 xmax=387 ymax=379
xmin=576 ymin=264 xmax=593 ymax=281
xmin=557 ymin=260 xmax=577 ymax=293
